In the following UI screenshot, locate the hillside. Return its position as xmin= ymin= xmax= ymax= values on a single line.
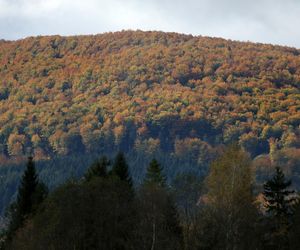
xmin=0 ymin=31 xmax=300 ymax=161
xmin=0 ymin=30 xmax=300 ymax=216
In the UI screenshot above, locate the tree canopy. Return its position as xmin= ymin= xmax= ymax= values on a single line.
xmin=0 ymin=31 xmax=299 ymax=166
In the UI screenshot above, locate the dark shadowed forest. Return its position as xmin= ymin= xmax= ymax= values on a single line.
xmin=1 ymin=145 xmax=300 ymax=250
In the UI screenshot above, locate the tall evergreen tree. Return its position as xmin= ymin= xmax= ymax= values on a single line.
xmin=17 ymin=156 xmax=38 ymax=217
xmin=112 ymin=152 xmax=132 ymax=187
xmin=263 ymin=167 xmax=295 ymax=217
xmin=84 ymin=156 xmax=110 ymax=181
xmin=263 ymin=166 xmax=296 ymax=249
xmin=136 ymin=159 xmax=182 ymax=250
xmin=144 ymin=159 xmax=166 ymax=187
xmin=6 ymin=156 xmax=43 ymax=241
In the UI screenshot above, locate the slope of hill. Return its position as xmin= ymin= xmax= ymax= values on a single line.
xmin=0 ymin=30 xmax=299 ymax=163
xmin=0 ymin=30 xmax=300 ymax=216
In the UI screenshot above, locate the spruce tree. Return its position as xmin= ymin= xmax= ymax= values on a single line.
xmin=136 ymin=159 xmax=182 ymax=249
xmin=6 ymin=156 xmax=40 ymax=239
xmin=112 ymin=152 xmax=132 ymax=187
xmin=84 ymin=156 xmax=110 ymax=181
xmin=15 ymin=156 xmax=38 ymax=217
xmin=263 ymin=166 xmax=295 ymax=217
xmin=144 ymin=159 xmax=166 ymax=187
xmin=263 ymin=166 xmax=296 ymax=249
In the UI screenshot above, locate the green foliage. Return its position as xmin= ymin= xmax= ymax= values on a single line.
xmin=3 ymin=148 xmax=300 ymax=250
xmin=172 ymin=173 xmax=202 ymax=221
xmin=16 ymin=157 xmax=38 ymax=215
xmin=263 ymin=166 xmax=296 ymax=249
xmin=134 ymin=159 xmax=183 ymax=250
xmin=144 ymin=159 xmax=166 ymax=187
xmin=31 ymin=182 xmax=48 ymax=212
xmin=0 ymin=154 xmax=98 ymax=217
xmin=9 ymin=178 xmax=136 ymax=250
xmin=6 ymin=157 xmax=37 ymax=236
xmin=171 ymin=173 xmax=203 ymax=250
xmin=6 ymin=156 xmax=184 ymax=250
xmin=112 ymin=152 xmax=132 ymax=187
xmin=84 ymin=156 xmax=109 ymax=181
xmin=5 ymin=157 xmax=47 ymax=245
xmin=263 ymin=167 xmax=295 ymax=217
xmin=136 ymin=186 xmax=183 ymax=250
xmin=0 ymin=151 xmax=208 ymax=218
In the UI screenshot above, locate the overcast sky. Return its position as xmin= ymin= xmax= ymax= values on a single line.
xmin=0 ymin=0 xmax=299 ymax=48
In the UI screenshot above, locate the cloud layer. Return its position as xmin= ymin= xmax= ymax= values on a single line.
xmin=0 ymin=0 xmax=299 ymax=48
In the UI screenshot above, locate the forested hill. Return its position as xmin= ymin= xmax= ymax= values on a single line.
xmin=0 ymin=30 xmax=300 ymax=167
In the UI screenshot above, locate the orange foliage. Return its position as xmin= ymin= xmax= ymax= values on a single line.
xmin=0 ymin=31 xmax=299 ymax=159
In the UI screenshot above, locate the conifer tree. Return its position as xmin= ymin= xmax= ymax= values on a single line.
xmin=144 ymin=159 xmax=166 ymax=187
xmin=263 ymin=166 xmax=296 ymax=249
xmin=263 ymin=166 xmax=295 ymax=217
xmin=6 ymin=156 xmax=42 ymax=240
xmin=136 ymin=159 xmax=182 ymax=250
xmin=18 ymin=156 xmax=38 ymax=214
xmin=112 ymin=152 xmax=132 ymax=187
xmin=84 ymin=156 xmax=109 ymax=181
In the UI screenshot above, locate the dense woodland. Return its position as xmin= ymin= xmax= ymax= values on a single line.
xmin=0 ymin=31 xmax=299 ymax=162
xmin=1 ymin=146 xmax=300 ymax=250
xmin=0 ymin=30 xmax=300 ymax=241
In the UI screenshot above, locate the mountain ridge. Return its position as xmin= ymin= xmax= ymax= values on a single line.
xmin=2 ymin=30 xmax=300 ymax=50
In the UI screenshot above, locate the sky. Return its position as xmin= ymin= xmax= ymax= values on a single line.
xmin=0 ymin=0 xmax=300 ymax=48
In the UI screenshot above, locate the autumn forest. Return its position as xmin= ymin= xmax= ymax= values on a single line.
xmin=0 ymin=30 xmax=300 ymax=249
